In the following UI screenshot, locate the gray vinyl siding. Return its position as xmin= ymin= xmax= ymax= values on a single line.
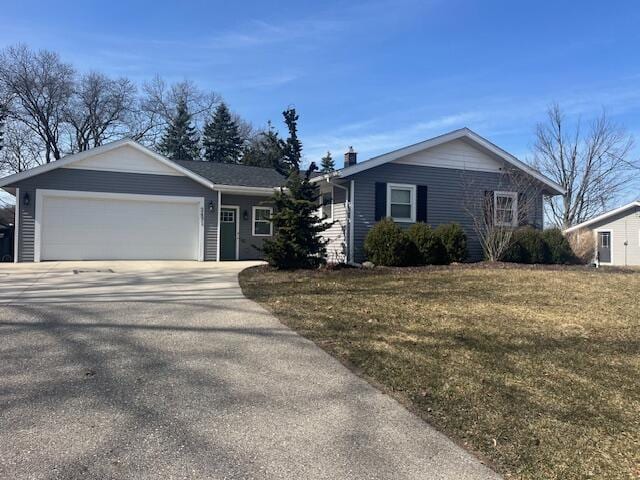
xmin=347 ymin=163 xmax=545 ymax=262
xmin=220 ymin=193 xmax=272 ymax=260
xmin=581 ymin=206 xmax=640 ymax=266
xmin=10 ymin=168 xmax=219 ymax=262
xmin=318 ymin=182 xmax=348 ymax=263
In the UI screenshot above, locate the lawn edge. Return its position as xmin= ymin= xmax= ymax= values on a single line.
xmin=238 ymin=265 xmax=505 ymax=477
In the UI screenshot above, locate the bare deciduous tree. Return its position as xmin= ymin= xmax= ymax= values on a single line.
xmin=533 ymin=104 xmax=637 ymax=229
xmin=65 ymin=72 xmax=136 ymax=151
xmin=0 ymin=120 xmax=44 ymax=174
xmin=0 ymin=44 xmax=74 ymax=162
xmin=136 ymin=76 xmax=219 ymax=146
xmin=463 ymin=169 xmax=544 ymax=261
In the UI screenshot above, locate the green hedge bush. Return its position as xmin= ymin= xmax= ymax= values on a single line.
xmin=363 ymin=218 xmax=419 ymax=266
xmin=503 ymin=227 xmax=551 ymax=264
xmin=503 ymin=227 xmax=576 ymax=264
xmin=407 ymin=223 xmax=448 ymax=265
xmin=434 ymin=223 xmax=468 ymax=263
xmin=542 ymin=228 xmax=577 ymax=264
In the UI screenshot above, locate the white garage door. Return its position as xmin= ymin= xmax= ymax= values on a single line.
xmin=37 ymin=191 xmax=203 ymax=261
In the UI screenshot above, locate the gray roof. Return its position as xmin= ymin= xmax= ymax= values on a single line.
xmin=173 ymin=160 xmax=286 ymax=188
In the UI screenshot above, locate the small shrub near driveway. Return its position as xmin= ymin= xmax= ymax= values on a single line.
xmin=363 ymin=218 xmax=418 ymax=266
xmin=407 ymin=223 xmax=448 ymax=265
xmin=434 ymin=223 xmax=467 ymax=262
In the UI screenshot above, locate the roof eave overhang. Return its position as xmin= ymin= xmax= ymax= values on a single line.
xmin=0 ymin=139 xmax=216 ymax=191
xmin=315 ymin=128 xmax=565 ymax=196
xmin=564 ymin=201 xmax=640 ymax=233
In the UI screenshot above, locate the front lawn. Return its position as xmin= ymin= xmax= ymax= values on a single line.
xmin=240 ymin=264 xmax=640 ymax=480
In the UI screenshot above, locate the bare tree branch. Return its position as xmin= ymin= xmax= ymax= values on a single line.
xmin=0 ymin=44 xmax=74 ymax=162
xmin=533 ymin=103 xmax=638 ymax=228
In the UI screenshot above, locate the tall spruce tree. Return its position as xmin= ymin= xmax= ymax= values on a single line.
xmin=320 ymin=151 xmax=335 ymax=172
xmin=281 ymin=107 xmax=302 ymax=174
xmin=159 ymin=98 xmax=200 ymax=161
xmin=262 ymin=162 xmax=331 ymax=269
xmin=202 ymin=102 xmax=243 ymax=163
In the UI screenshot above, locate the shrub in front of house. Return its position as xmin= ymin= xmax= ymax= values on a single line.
xmin=542 ymin=228 xmax=577 ymax=264
xmin=503 ymin=227 xmax=551 ymax=264
xmin=407 ymin=223 xmax=448 ymax=265
xmin=364 ymin=218 xmax=419 ymax=266
xmin=434 ymin=223 xmax=467 ymax=263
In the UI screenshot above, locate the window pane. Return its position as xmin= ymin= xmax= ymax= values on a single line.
xmin=390 ymin=188 xmax=411 ymax=204
xmin=496 ymin=196 xmax=513 ymax=210
xmin=391 ymin=204 xmax=411 ymax=219
xmin=255 ymin=221 xmax=271 ymax=235
xmin=255 ymin=208 xmax=270 ymax=221
xmin=497 ymin=208 xmax=513 ymax=224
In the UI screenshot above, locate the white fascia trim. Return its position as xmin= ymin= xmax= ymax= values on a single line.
xmin=0 ymin=139 xmax=216 ymax=191
xmin=214 ymin=185 xmax=278 ymax=195
xmin=14 ymin=187 xmax=19 ymax=263
xmin=34 ymin=189 xmax=205 ymax=263
xmin=252 ymin=206 xmax=273 ymax=236
xmin=318 ymin=128 xmax=565 ymax=195
xmin=565 ymin=201 xmax=640 ymax=233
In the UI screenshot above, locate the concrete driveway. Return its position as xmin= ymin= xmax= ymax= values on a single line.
xmin=0 ymin=261 xmax=500 ymax=479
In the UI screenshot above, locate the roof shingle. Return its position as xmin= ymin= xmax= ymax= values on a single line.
xmin=173 ymin=160 xmax=285 ymax=188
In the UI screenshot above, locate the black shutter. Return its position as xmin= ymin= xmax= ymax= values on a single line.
xmin=484 ymin=190 xmax=494 ymax=225
xmin=416 ymin=185 xmax=428 ymax=222
xmin=518 ymin=192 xmax=527 ymax=226
xmin=375 ymin=182 xmax=387 ymax=221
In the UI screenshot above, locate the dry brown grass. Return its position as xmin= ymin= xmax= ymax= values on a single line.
xmin=240 ymin=264 xmax=640 ymax=480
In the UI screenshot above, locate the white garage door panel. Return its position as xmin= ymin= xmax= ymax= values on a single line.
xmin=40 ymin=194 xmax=201 ymax=260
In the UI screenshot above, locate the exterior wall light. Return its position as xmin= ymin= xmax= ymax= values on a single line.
xmin=208 ymin=200 xmax=214 ymax=212
xmin=23 ymin=192 xmax=30 ymax=206
xmin=243 ymin=210 xmax=249 ymax=221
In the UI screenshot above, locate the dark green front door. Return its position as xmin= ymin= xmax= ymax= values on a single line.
xmin=220 ymin=208 xmax=237 ymax=260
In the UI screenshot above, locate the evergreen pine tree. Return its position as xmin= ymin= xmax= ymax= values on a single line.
xmin=202 ymin=102 xmax=243 ymax=163
xmin=281 ymin=107 xmax=302 ymax=174
xmin=262 ymin=162 xmax=331 ymax=269
xmin=320 ymin=151 xmax=335 ymax=172
xmin=159 ymin=99 xmax=200 ymax=161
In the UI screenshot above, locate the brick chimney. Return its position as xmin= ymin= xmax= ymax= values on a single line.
xmin=344 ymin=146 xmax=357 ymax=168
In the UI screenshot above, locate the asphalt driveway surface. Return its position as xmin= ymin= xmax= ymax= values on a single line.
xmin=0 ymin=261 xmax=500 ymax=479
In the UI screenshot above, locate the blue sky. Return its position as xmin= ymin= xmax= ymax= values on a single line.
xmin=2 ymin=0 xmax=640 ymax=179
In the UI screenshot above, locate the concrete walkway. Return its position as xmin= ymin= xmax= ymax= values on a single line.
xmin=0 ymin=261 xmax=500 ymax=479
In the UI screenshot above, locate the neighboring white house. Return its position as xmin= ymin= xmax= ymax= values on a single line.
xmin=565 ymin=201 xmax=640 ymax=266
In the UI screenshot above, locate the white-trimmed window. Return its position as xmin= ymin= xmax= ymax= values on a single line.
xmin=494 ymin=191 xmax=518 ymax=227
xmin=252 ymin=206 xmax=273 ymax=236
xmin=319 ymin=189 xmax=333 ymax=221
xmin=387 ymin=183 xmax=416 ymax=222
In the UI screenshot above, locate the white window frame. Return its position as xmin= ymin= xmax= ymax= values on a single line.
xmin=252 ymin=206 xmax=273 ymax=237
xmin=319 ymin=187 xmax=334 ymax=222
xmin=494 ymin=191 xmax=518 ymax=227
xmin=386 ymin=183 xmax=416 ymax=223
